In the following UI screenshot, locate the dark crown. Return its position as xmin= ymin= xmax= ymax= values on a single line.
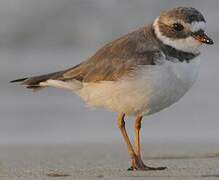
xmin=162 ymin=7 xmax=206 ymax=24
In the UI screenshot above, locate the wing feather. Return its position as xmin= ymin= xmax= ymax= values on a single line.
xmin=11 ymin=26 xmax=161 ymax=90
xmin=61 ymin=27 xmax=160 ymax=82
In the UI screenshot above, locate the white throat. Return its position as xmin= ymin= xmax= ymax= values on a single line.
xmin=153 ymin=17 xmax=203 ymax=53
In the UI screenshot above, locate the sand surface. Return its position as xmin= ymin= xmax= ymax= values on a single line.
xmin=0 ymin=143 xmax=219 ymax=180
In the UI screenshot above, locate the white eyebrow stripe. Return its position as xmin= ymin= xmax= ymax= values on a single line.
xmin=153 ymin=17 xmax=201 ymax=53
xmin=190 ymin=21 xmax=206 ymax=32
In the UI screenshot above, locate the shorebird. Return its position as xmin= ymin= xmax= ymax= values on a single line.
xmin=11 ymin=7 xmax=213 ymax=170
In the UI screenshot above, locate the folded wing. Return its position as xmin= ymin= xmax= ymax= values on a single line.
xmin=11 ymin=27 xmax=160 ymax=90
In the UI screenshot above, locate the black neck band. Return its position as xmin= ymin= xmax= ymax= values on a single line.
xmin=160 ymin=43 xmax=200 ymax=63
xmin=152 ymin=27 xmax=200 ymax=63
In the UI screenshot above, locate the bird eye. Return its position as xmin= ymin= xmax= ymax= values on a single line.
xmin=172 ymin=23 xmax=184 ymax=32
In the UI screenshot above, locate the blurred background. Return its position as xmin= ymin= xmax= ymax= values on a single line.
xmin=1 ymin=0 xmax=219 ymax=144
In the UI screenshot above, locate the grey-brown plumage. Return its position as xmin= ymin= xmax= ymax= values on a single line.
xmin=11 ymin=26 xmax=162 ymax=88
xmin=11 ymin=6 xmax=211 ymax=90
xmin=162 ymin=7 xmax=205 ymax=24
xmin=158 ymin=7 xmax=206 ymax=40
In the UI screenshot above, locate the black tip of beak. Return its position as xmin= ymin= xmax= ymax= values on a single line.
xmin=192 ymin=30 xmax=214 ymax=45
xmin=205 ymin=37 xmax=214 ymax=45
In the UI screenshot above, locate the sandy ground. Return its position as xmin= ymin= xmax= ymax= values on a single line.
xmin=0 ymin=143 xmax=219 ymax=180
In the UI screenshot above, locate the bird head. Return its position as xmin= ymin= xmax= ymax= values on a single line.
xmin=153 ymin=7 xmax=214 ymax=53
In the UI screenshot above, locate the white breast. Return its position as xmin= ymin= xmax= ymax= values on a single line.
xmin=77 ymin=58 xmax=201 ymax=116
xmin=143 ymin=58 xmax=201 ymax=115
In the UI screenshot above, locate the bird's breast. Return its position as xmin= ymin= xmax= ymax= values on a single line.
xmin=139 ymin=57 xmax=201 ymax=115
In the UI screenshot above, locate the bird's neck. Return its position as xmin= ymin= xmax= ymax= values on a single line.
xmin=150 ymin=26 xmax=200 ymax=63
xmin=159 ymin=42 xmax=200 ymax=63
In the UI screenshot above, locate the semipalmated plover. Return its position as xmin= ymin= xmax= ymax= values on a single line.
xmin=11 ymin=7 xmax=214 ymax=170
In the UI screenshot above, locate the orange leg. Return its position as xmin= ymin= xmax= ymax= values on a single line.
xmin=133 ymin=116 xmax=167 ymax=171
xmin=118 ymin=114 xmax=167 ymax=171
xmin=117 ymin=114 xmax=137 ymax=169
xmin=134 ymin=116 xmax=144 ymax=162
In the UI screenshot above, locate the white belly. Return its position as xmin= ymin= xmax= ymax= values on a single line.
xmin=77 ymin=59 xmax=201 ymax=116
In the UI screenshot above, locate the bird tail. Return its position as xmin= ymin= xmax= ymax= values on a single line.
xmin=10 ymin=71 xmax=65 ymax=91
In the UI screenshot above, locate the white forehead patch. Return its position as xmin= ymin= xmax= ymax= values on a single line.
xmin=190 ymin=21 xmax=206 ymax=32
xmin=153 ymin=18 xmax=202 ymax=53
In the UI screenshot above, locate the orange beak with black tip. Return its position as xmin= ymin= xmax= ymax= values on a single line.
xmin=192 ymin=30 xmax=214 ymax=45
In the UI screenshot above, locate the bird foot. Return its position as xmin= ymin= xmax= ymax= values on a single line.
xmin=127 ymin=156 xmax=167 ymax=171
xmin=128 ymin=165 xmax=167 ymax=171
